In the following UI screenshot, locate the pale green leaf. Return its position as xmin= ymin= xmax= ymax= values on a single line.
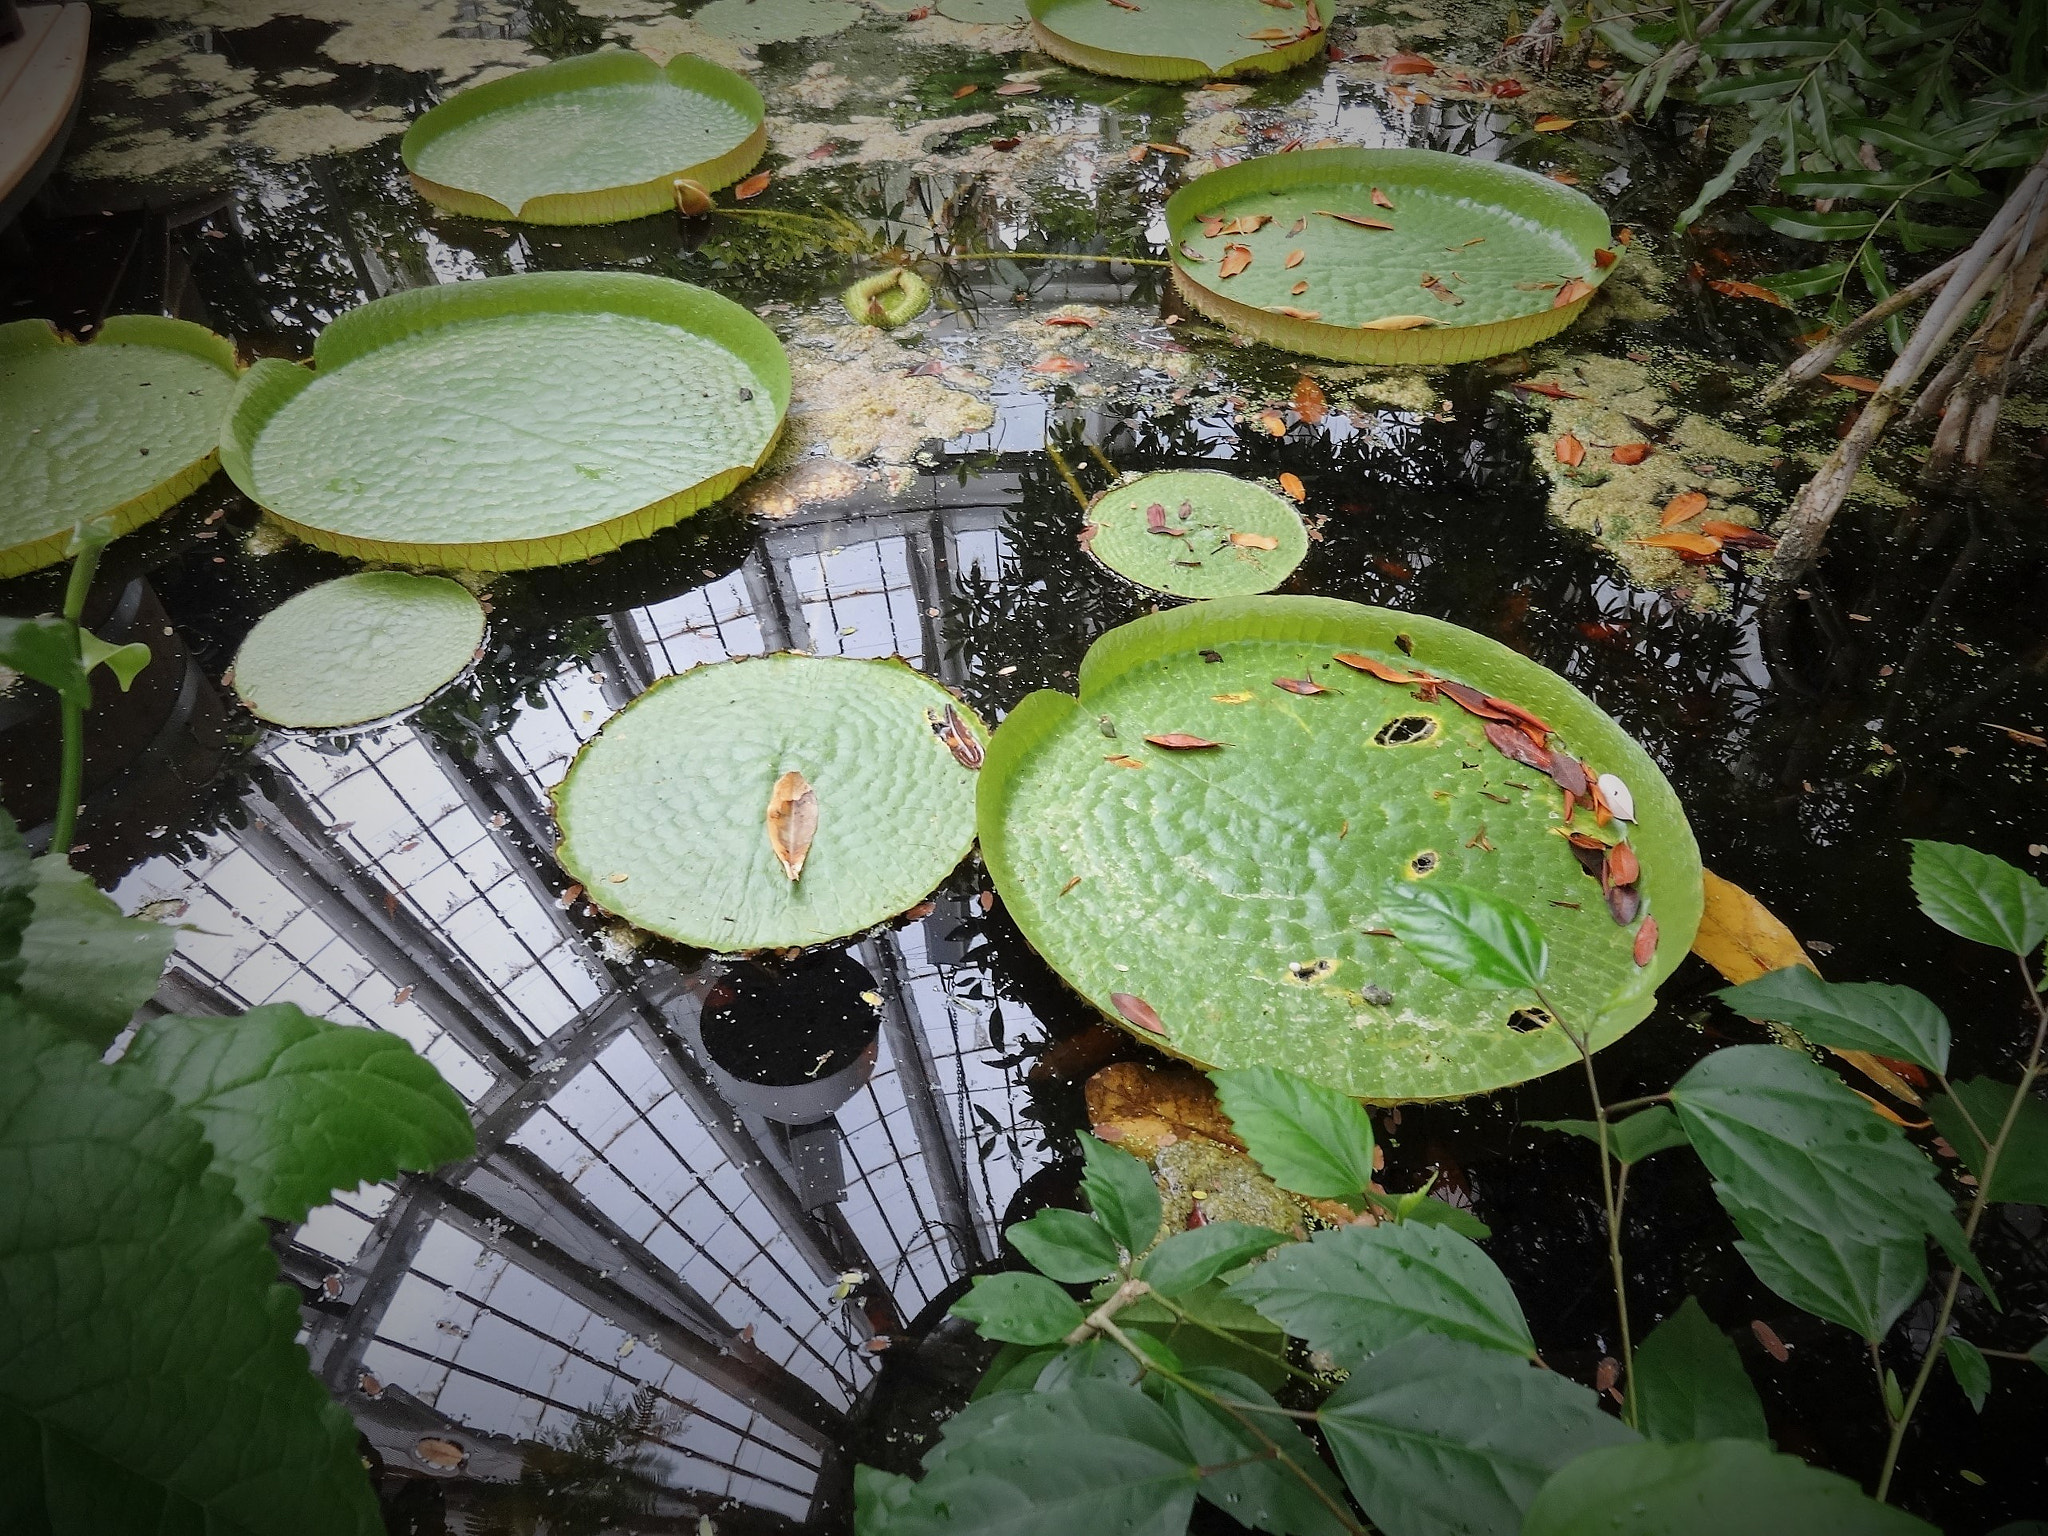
xmin=76 ymin=632 xmax=150 ymax=692
xmin=1006 ymin=1208 xmax=1120 ymax=1283
xmin=1080 ymin=1130 xmax=1164 ymax=1255
xmin=1909 ymin=840 xmax=2048 ymax=955
xmin=1382 ymin=881 xmax=1548 ymax=992
xmin=1717 ymin=967 xmax=1950 ymax=1073
xmin=949 ymin=1274 xmax=1086 ymax=1346
xmin=1140 ymin=1221 xmax=1288 ymax=1298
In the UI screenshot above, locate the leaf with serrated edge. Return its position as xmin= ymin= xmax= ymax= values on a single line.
xmin=1718 ymin=967 xmax=1949 ymax=1074
xmin=1213 ymin=1065 xmax=1375 ymax=1200
xmin=1383 ymin=881 xmax=1548 ymax=991
xmin=1141 ymin=1221 xmax=1288 ymax=1297
xmin=1157 ymin=1367 xmax=1353 ymax=1536
xmin=1909 ymin=839 xmax=2048 ymax=956
xmin=1634 ymin=1297 xmax=1769 ymax=1443
xmin=1006 ymin=1207 xmax=1120 ymax=1283
xmin=1926 ymin=1078 xmax=2048 ymax=1205
xmin=1080 ymin=1129 xmax=1164 ymax=1255
xmin=949 ymin=1272 xmax=1086 ymax=1345
xmin=16 ymin=857 xmax=174 ymax=1051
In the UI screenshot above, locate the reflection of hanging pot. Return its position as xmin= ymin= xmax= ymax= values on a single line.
xmin=690 ymin=949 xmax=881 ymax=1125
xmin=0 ymin=576 xmax=229 ymax=875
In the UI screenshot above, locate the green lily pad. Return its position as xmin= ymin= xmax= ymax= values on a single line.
xmin=219 ymin=271 xmax=789 ymax=572
xmin=1029 ymin=0 xmax=1326 ymax=80
xmin=938 ymin=0 xmax=1030 ymax=19
xmin=231 ymin=572 xmax=486 ymax=729
xmin=694 ymin=0 xmax=863 ymax=44
xmin=1086 ymin=470 xmax=1306 ymax=599
xmin=0 ymin=316 xmax=240 ymax=578
xmin=844 ymin=268 xmax=933 ymax=327
xmin=403 ymin=50 xmax=766 ymax=225
xmin=1166 ymin=148 xmax=1614 ymax=364
xmin=553 ymin=655 xmax=985 ymax=951
xmin=977 ymin=596 xmax=1702 ymax=1101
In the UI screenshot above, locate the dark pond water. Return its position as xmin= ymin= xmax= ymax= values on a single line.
xmin=4 ymin=1 xmax=2047 ymax=1530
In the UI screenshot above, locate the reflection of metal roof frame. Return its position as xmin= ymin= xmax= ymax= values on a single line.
xmin=120 ymin=495 xmax=1044 ymax=1526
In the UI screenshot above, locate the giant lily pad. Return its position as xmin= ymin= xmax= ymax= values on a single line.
xmin=553 ymin=655 xmax=985 ymax=951
xmin=0 ymin=316 xmax=239 ymax=578
xmin=1086 ymin=470 xmax=1306 ymax=599
xmin=694 ymin=0 xmax=863 ymax=44
xmin=403 ymin=50 xmax=766 ymax=225
xmin=977 ymin=596 xmax=1701 ymax=1101
xmin=1029 ymin=0 xmax=1326 ymax=80
xmin=219 ymin=272 xmax=789 ymax=572
xmin=231 ymin=572 xmax=486 ymax=729
xmin=1167 ymin=148 xmax=1614 ymax=364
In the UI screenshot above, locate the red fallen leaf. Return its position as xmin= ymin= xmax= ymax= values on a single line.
xmin=1593 ymin=247 xmax=1618 ymax=268
xmin=1387 ymin=51 xmax=1437 ymax=74
xmin=1489 ymin=78 xmax=1527 ymax=98
xmin=1484 ymin=695 xmax=1554 ymax=740
xmin=1112 ymin=992 xmax=1167 ymax=1034
xmin=989 ymin=136 xmax=1022 ymax=151
xmin=808 ymin=141 xmax=840 ymax=160
xmin=1485 ymin=719 xmax=1553 ymax=773
xmin=1610 ymin=442 xmax=1651 ymax=464
xmin=1031 ymin=355 xmax=1088 ymax=374
xmin=1633 ymin=915 xmax=1659 ymax=966
xmin=1823 ymin=372 xmax=1881 ymax=393
xmin=1371 ymin=186 xmax=1395 ymax=209
xmin=1554 ymin=277 xmax=1596 ymax=307
xmin=1701 ymin=520 xmax=1777 ymax=549
xmin=734 ymin=170 xmax=772 ymax=199
xmin=1279 ymin=472 xmax=1307 ymax=501
xmin=1219 ymin=243 xmax=1254 ymax=278
xmin=1374 ymin=556 xmax=1413 ymax=580
xmin=1871 ymin=1054 xmax=1930 ymax=1088
xmin=1752 ymin=1320 xmax=1790 ymax=1360
xmin=1658 ymin=490 xmax=1710 ymax=528
xmin=952 ymin=83 xmax=979 ymax=98
xmin=1564 ymin=832 xmax=1607 ymax=879
xmin=1708 ymin=279 xmax=1788 ymax=307
xmin=1273 ymin=676 xmax=1332 ymax=695
xmin=1439 ymin=679 xmax=1515 ymax=722
xmin=1511 ymin=380 xmax=1582 ymax=399
xmin=1603 ymin=841 xmax=1640 ymax=890
xmin=1185 ymin=1199 xmax=1207 ymax=1226
xmin=995 ymin=81 xmax=1042 ymax=95
xmin=1146 ymin=501 xmax=1169 ymax=533
xmin=1333 ymin=652 xmax=1419 ymax=684
xmin=1293 ymin=375 xmax=1328 ymax=423
xmin=1317 ymin=210 xmax=1395 ymax=229
xmin=1607 ymin=882 xmax=1643 ymax=925
xmin=1578 ymin=620 xmax=1629 ymax=642
xmin=1145 ymin=733 xmax=1226 ymax=749
xmin=1044 ymin=315 xmax=1095 ymax=327
xmin=1549 ymin=753 xmax=1590 ymax=797
xmin=1555 ymin=433 xmax=1586 ymax=467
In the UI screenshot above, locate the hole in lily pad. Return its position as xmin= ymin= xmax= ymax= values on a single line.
xmin=1374 ymin=714 xmax=1439 ymax=746
xmin=1405 ymin=849 xmax=1440 ymax=878
xmin=1506 ymin=1005 xmax=1556 ymax=1034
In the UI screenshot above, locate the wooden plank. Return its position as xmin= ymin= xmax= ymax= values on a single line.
xmin=0 ymin=4 xmax=91 ymax=206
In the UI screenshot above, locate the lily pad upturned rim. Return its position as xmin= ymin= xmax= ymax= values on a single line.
xmin=402 ymin=50 xmax=767 ymax=226
xmin=977 ymin=595 xmax=1704 ymax=1102
xmin=0 ymin=315 xmax=240 ymax=579
xmin=1165 ymin=147 xmax=1614 ymax=365
xmin=1027 ymin=0 xmax=1328 ymax=80
xmin=231 ymin=571 xmax=487 ymax=730
xmin=217 ymin=271 xmax=792 ymax=573
xmin=553 ymin=653 xmax=988 ymax=953
xmin=1084 ymin=468 xmax=1308 ymax=599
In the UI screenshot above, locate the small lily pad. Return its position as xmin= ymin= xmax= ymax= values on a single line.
xmin=1086 ymin=471 xmax=1307 ymax=598
xmin=0 ymin=316 xmax=240 ymax=578
xmin=937 ymin=0 xmax=1030 ymax=19
xmin=977 ymin=596 xmax=1701 ymax=1101
xmin=694 ymin=0 xmax=864 ymax=44
xmin=843 ymin=268 xmax=933 ymax=327
xmin=232 ymin=572 xmax=485 ymax=729
xmin=1029 ymin=0 xmax=1326 ymax=80
xmin=218 ymin=272 xmax=789 ymax=572
xmin=554 ymin=655 xmax=985 ymax=952
xmin=1167 ymin=148 xmax=1614 ymax=364
xmin=403 ymin=50 xmax=766 ymax=225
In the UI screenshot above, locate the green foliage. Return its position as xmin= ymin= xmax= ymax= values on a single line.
xmin=1909 ymin=840 xmax=2048 ymax=957
xmin=1212 ymin=1066 xmax=1377 ymax=1202
xmin=1079 ymin=1130 xmax=1164 ymax=1255
xmin=1140 ymin=1222 xmax=1289 ymax=1298
xmin=949 ymin=1274 xmax=1087 ymax=1346
xmin=1926 ymin=1078 xmax=2048 ymax=1204
xmin=1360 ymin=1186 xmax=1493 ymax=1239
xmin=12 ymin=856 xmax=175 ymax=1050
xmin=1523 ymin=1440 xmax=1938 ymax=1534
xmin=1670 ymin=1045 xmax=1973 ymax=1339
xmin=120 ymin=1003 xmax=476 ymax=1223
xmin=1006 ymin=1207 xmax=1121 ymax=1283
xmin=1718 ymin=967 xmax=1951 ymax=1073
xmin=1532 ymin=1105 xmax=1691 ymax=1163
xmin=1944 ymin=1336 xmax=1991 ymax=1412
xmin=1152 ymin=1367 xmax=1350 ymax=1536
xmin=1381 ymin=881 xmax=1549 ymax=993
xmin=1633 ymin=1298 xmax=1770 ymax=1444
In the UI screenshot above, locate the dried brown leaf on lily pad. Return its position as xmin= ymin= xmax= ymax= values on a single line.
xmin=767 ymin=769 xmax=818 ymax=882
xmin=1112 ymin=992 xmax=1169 ymax=1035
xmin=1273 ymin=676 xmax=1332 ymax=695
xmin=1317 ymin=210 xmax=1395 ymax=230
xmin=1437 ymin=679 xmax=1514 ymax=723
xmin=1553 ymin=277 xmax=1596 ymax=307
xmin=1229 ymin=531 xmax=1281 ymax=550
xmin=1360 ymin=315 xmax=1433 ymax=331
xmin=1371 ymin=187 xmax=1395 ymax=209
xmin=1105 ymin=753 xmax=1146 ymax=769
xmin=1607 ymin=881 xmax=1642 ymax=925
xmin=1603 ymin=841 xmax=1640 ymax=890
xmin=1633 ymin=915 xmax=1659 ymax=966
xmin=1144 ymin=733 xmax=1227 ymax=749
xmin=1285 ymin=249 xmax=1306 ymax=269
xmin=1219 ymin=244 xmax=1253 ymax=278
xmin=1333 ymin=652 xmax=1418 ymax=684
xmin=1484 ymin=718 xmax=1553 ymax=772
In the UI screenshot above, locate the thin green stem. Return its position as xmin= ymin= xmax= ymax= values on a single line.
xmin=1934 ymin=1071 xmax=1992 ymax=1150
xmin=49 ymin=532 xmax=106 ymax=862
xmin=1600 ymin=1092 xmax=1672 ymax=1116
xmin=1870 ymin=1341 xmax=1896 ymax=1425
xmin=1148 ymin=1292 xmax=1324 ymax=1384
xmin=1874 ymin=953 xmax=2048 ymax=1500
xmin=1044 ymin=444 xmax=1093 ymax=513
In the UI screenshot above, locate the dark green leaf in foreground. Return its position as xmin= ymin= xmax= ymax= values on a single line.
xmin=1212 ymin=1066 xmax=1376 ymax=1201
xmin=0 ymin=1016 xmax=379 ymax=1535
xmin=1080 ymin=1130 xmax=1163 ymax=1255
xmin=949 ymin=1273 xmax=1085 ymax=1346
xmin=120 ymin=1003 xmax=475 ymax=1224
xmin=1670 ymin=1045 xmax=1974 ymax=1339
xmin=1005 ymin=1207 xmax=1120 ymax=1283
xmin=1523 ymin=1439 xmax=1938 ymax=1536
xmin=1946 ymin=1336 xmax=1991 ymax=1413
xmin=1532 ymin=1105 xmax=1690 ymax=1163
xmin=1909 ymin=840 xmax=2048 ymax=956
xmin=1633 ymin=1297 xmax=1769 ymax=1444
xmin=1382 ymin=881 xmax=1548 ymax=992
xmin=1228 ymin=1221 xmax=1535 ymax=1364
xmin=1141 ymin=1221 xmax=1289 ymax=1298
xmin=0 ymin=810 xmax=36 ymax=993
xmin=1927 ymin=1078 xmax=2048 ymax=1205
xmin=1318 ymin=1332 xmax=1636 ymax=1536
xmin=1719 ymin=966 xmax=1951 ymax=1073
xmin=14 ymin=856 xmax=175 ymax=1051
xmin=0 ymin=616 xmax=89 ymax=707
xmin=1155 ymin=1367 xmax=1352 ymax=1536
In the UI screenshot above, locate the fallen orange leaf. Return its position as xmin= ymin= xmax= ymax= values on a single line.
xmin=1031 ymin=355 xmax=1088 ymax=374
xmin=1273 ymin=305 xmax=1322 ymax=319
xmin=734 ymin=170 xmax=771 ymax=200
xmin=1708 ymin=278 xmax=1789 ymax=307
xmin=1292 ymin=375 xmax=1328 ymax=423
xmin=1279 ymin=472 xmax=1307 ymax=501
xmin=1360 ymin=314 xmax=1433 ymax=330
xmin=1387 ymin=52 xmax=1437 ymax=74
xmin=1555 ymin=433 xmax=1586 ymax=467
xmin=1634 ymin=530 xmax=1722 ymax=559
xmin=1533 ymin=115 xmax=1576 ymax=131
xmin=1218 ymin=243 xmax=1253 ymax=278
xmin=1285 ymin=248 xmax=1306 ymax=268
xmin=1371 ymin=186 xmax=1394 ymax=208
xmin=1823 ymin=373 xmax=1881 ymax=393
xmin=952 ymin=83 xmax=978 ymax=98
xmin=1554 ymin=276 xmax=1596 ymax=307
xmin=1659 ymin=490 xmax=1708 ymax=527
xmin=1611 ymin=442 xmax=1651 ymax=464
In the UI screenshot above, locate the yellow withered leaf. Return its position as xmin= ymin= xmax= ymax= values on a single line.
xmin=766 ymin=769 xmax=818 ymax=882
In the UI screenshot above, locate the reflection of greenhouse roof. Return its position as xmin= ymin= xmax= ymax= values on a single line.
xmin=112 ymin=494 xmax=1040 ymax=1525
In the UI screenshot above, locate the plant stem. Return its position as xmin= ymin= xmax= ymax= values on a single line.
xmin=1537 ymin=985 xmax=1637 ymax=1428
xmin=49 ymin=533 xmax=106 ymax=862
xmin=1874 ymin=953 xmax=2048 ymax=1500
xmin=1599 ymin=1092 xmax=1672 ymax=1116
xmin=1044 ymin=444 xmax=1093 ymax=513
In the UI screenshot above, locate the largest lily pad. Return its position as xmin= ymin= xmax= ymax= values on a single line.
xmin=978 ymin=597 xmax=1702 ymax=1101
xmin=1029 ymin=0 xmax=1327 ymax=80
xmin=0 ymin=316 xmax=240 ymax=578
xmin=1167 ymin=148 xmax=1614 ymax=364
xmin=554 ymin=655 xmax=985 ymax=952
xmin=218 ymin=272 xmax=789 ymax=572
xmin=403 ymin=50 xmax=766 ymax=225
